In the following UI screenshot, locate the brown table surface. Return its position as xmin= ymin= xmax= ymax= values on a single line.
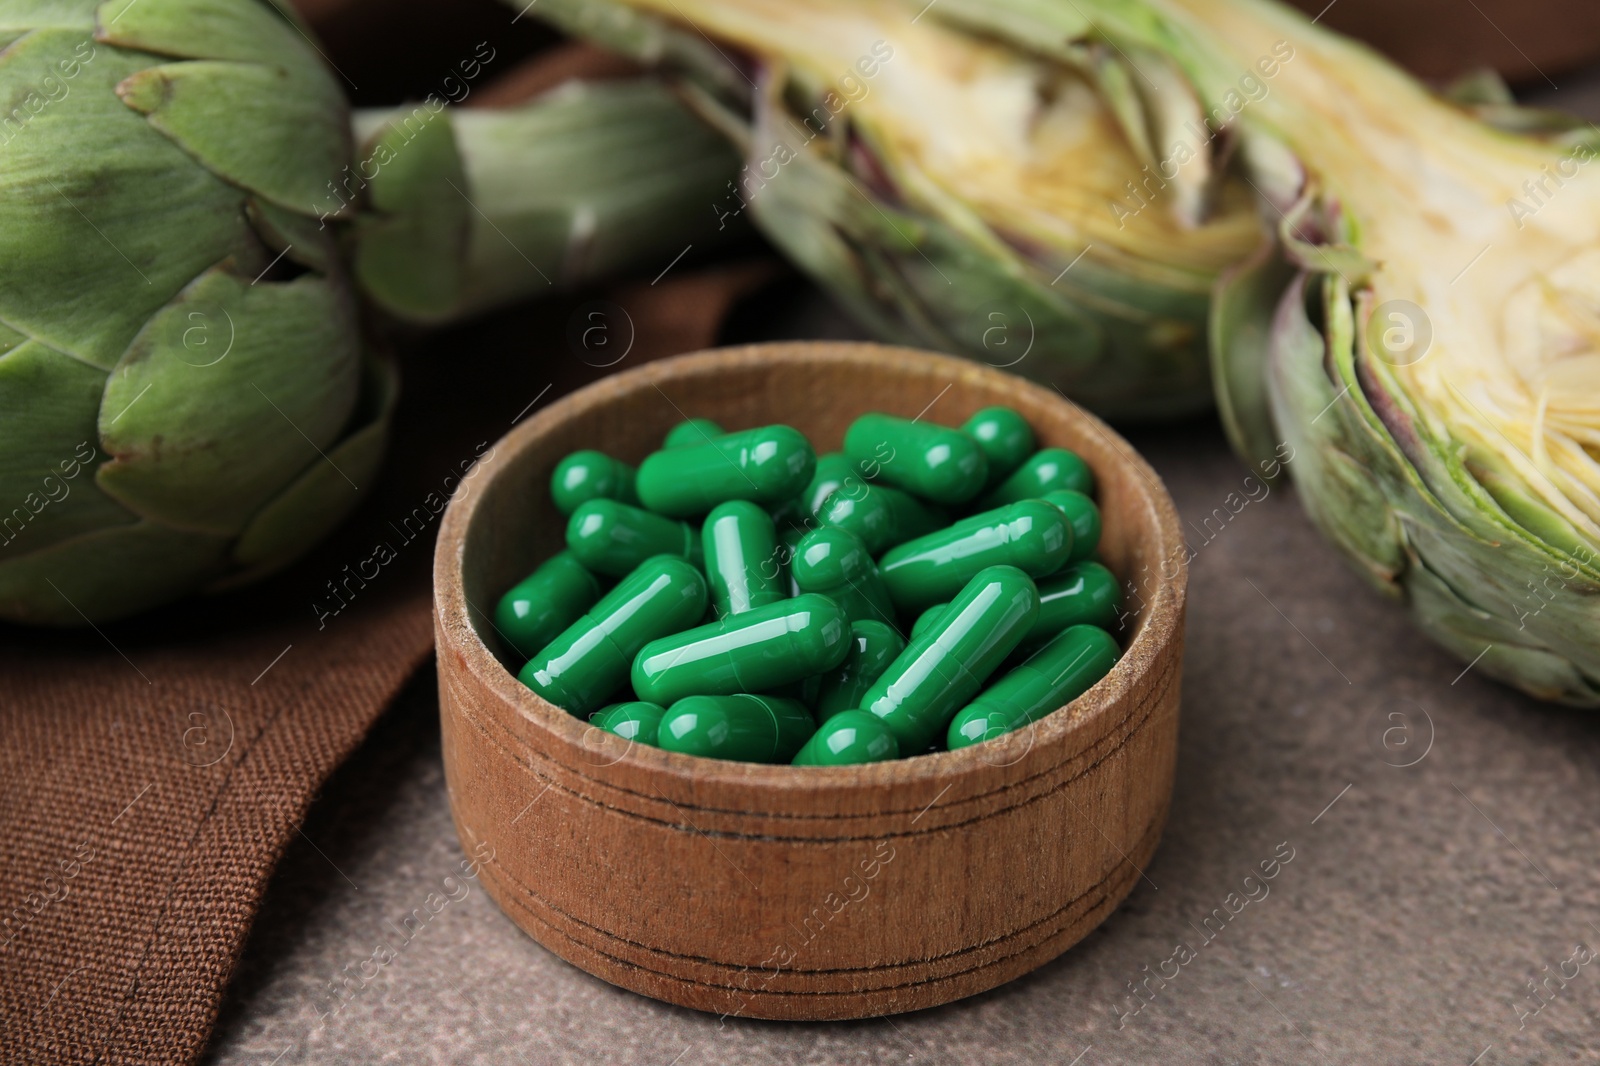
xmin=201 ymin=75 xmax=1600 ymax=1066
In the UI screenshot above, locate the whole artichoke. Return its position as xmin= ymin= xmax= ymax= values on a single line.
xmin=526 ymin=0 xmax=1265 ymax=419
xmin=0 ymin=0 xmax=737 ymax=625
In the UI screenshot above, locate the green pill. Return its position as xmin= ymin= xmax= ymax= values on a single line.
xmin=592 ymin=701 xmax=667 ymax=745
xmin=909 ymin=602 xmax=949 ymax=642
xmin=802 ymin=452 xmax=858 ymax=519
xmin=1041 ymin=490 xmax=1101 ymax=562
xmin=1028 ymin=561 xmax=1123 ymax=642
xmin=664 ymin=418 xmax=724 ymax=448
xmin=843 ymin=413 xmax=988 ymax=506
xmin=814 ymin=620 xmax=906 ymax=721
xmin=981 ymin=448 xmax=1094 ymax=508
xmin=519 ymin=555 xmax=707 ymax=717
xmin=878 ymin=500 xmax=1071 ymax=613
xmin=859 ymin=565 xmax=1040 ymax=752
xmin=493 ymin=551 xmax=604 ymax=662
xmin=792 ymin=710 xmax=900 ymax=766
xmin=632 ymin=593 xmax=852 ymax=705
xmin=566 ymin=499 xmax=701 ymax=576
xmin=791 ymin=527 xmax=896 ymax=627
xmin=961 ymin=407 xmax=1035 ymax=489
xmin=947 ymin=625 xmax=1120 ymax=749
xmin=636 ymin=424 xmax=816 ymax=517
xmin=550 ymin=450 xmax=637 ymax=516
xmin=703 ymin=501 xmax=786 ymax=619
xmin=657 ymin=694 xmax=816 ymax=763
xmin=816 ymin=481 xmax=944 ymax=555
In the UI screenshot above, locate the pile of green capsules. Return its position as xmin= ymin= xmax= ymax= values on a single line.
xmin=495 ymin=409 xmax=1124 ymax=766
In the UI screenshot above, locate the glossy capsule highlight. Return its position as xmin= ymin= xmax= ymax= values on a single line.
xmin=878 ymin=500 xmax=1071 ymax=613
xmin=657 ymin=694 xmax=816 ymax=763
xmin=1041 ymin=490 xmax=1101 ymax=562
xmin=792 ymin=710 xmax=899 ymax=766
xmin=814 ymin=620 xmax=906 ymax=721
xmin=980 ymin=448 xmax=1094 ymax=508
xmin=962 ymin=407 xmax=1035 ymax=489
xmin=631 ymin=593 xmax=852 ymax=706
xmin=663 ymin=418 xmax=724 ymax=448
xmin=703 ymin=501 xmax=785 ymax=618
xmin=550 ymin=450 xmax=637 ymax=516
xmin=493 ymin=551 xmax=602 ymax=661
xmin=816 ymin=481 xmax=944 ymax=555
xmin=947 ymin=625 xmax=1120 ymax=749
xmin=843 ymin=413 xmax=988 ymax=506
xmin=636 ymin=424 xmax=816 ymax=517
xmin=858 ymin=565 xmax=1040 ymax=752
xmin=519 ymin=555 xmax=707 ymax=717
xmin=1028 ymin=561 xmax=1122 ymax=642
xmin=592 ymin=701 xmax=667 ymax=745
xmin=791 ymin=527 xmax=896 ymax=627
xmin=566 ymin=499 xmax=701 ymax=576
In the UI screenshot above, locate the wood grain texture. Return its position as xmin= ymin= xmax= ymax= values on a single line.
xmin=432 ymin=342 xmax=1188 ymax=1020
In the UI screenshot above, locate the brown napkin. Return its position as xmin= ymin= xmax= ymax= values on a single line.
xmin=0 ymin=249 xmax=771 ymax=1063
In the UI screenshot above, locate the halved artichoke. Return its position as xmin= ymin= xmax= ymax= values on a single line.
xmin=527 ymin=0 xmax=1266 ymax=418
xmin=0 ymin=0 xmax=736 ymax=624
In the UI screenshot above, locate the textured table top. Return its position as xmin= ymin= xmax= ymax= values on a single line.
xmin=203 ymin=76 xmax=1600 ymax=1066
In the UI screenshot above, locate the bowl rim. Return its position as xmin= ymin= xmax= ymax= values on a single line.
xmin=434 ymin=341 xmax=1187 ymax=793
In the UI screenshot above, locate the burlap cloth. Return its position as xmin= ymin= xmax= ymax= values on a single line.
xmin=6 ymin=4 xmax=1600 ymax=1062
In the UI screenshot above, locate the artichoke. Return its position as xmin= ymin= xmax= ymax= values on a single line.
xmin=0 ymin=0 xmax=737 ymax=625
xmin=525 ymin=0 xmax=1265 ymax=418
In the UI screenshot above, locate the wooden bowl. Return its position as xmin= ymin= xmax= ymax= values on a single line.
xmin=433 ymin=342 xmax=1187 ymax=1020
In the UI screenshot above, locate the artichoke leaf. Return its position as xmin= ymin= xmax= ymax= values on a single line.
xmin=0 ymin=28 xmax=256 ymax=367
xmin=96 ymin=264 xmax=361 ymax=536
xmin=1211 ymin=235 xmax=1296 ymax=481
xmin=116 ymin=57 xmax=350 ymax=215
xmin=0 ymin=519 xmax=229 ymax=626
xmin=96 ymin=0 xmax=329 ymax=76
xmin=227 ymin=348 xmax=397 ymax=581
xmin=0 ymin=340 xmax=138 ymax=556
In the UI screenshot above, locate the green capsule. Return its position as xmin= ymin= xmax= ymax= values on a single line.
xmin=791 ymin=527 xmax=897 ymax=627
xmin=566 ymin=499 xmax=701 ymax=577
xmin=664 ymin=418 xmax=724 ymax=448
xmin=636 ymin=424 xmax=817 ymax=517
xmin=909 ymin=602 xmax=949 ymax=642
xmin=814 ymin=620 xmax=906 ymax=721
xmin=592 ymin=701 xmax=668 ymax=745
xmin=859 ymin=565 xmax=1040 ymax=752
xmin=1041 ymin=490 xmax=1101 ymax=562
xmin=802 ymin=452 xmax=858 ymax=520
xmin=961 ymin=407 xmax=1035 ymax=489
xmin=947 ymin=625 xmax=1120 ymax=749
xmin=816 ymin=481 xmax=944 ymax=555
xmin=493 ymin=551 xmax=604 ymax=662
xmin=1027 ymin=561 xmax=1123 ymax=643
xmin=632 ymin=593 xmax=852 ymax=706
xmin=843 ymin=413 xmax=988 ymax=506
xmin=792 ymin=710 xmax=900 ymax=766
xmin=550 ymin=450 xmax=638 ymax=516
xmin=981 ymin=448 xmax=1094 ymax=508
xmin=703 ymin=501 xmax=786 ymax=619
xmin=519 ymin=556 xmax=707 ymax=717
xmin=657 ymin=694 xmax=815 ymax=763
xmin=879 ymin=500 xmax=1071 ymax=613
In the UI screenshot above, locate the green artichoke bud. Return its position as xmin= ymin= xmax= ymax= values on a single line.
xmin=0 ymin=0 xmax=737 ymax=625
xmin=950 ymin=0 xmax=1600 ymax=703
xmin=525 ymin=0 xmax=1265 ymax=419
